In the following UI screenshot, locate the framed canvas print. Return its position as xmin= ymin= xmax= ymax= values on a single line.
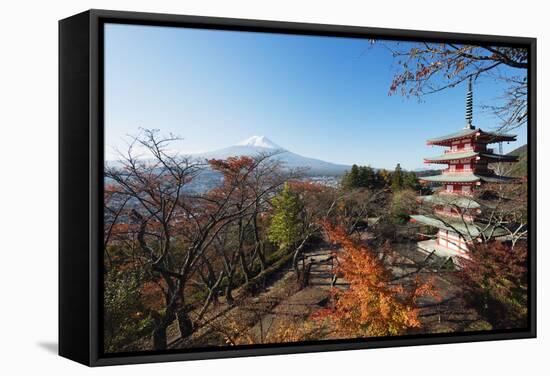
xmin=59 ymin=9 xmax=536 ymax=366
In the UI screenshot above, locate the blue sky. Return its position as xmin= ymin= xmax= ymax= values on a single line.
xmin=104 ymin=23 xmax=527 ymax=170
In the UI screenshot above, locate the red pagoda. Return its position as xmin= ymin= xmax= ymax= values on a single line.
xmin=411 ymin=78 xmax=519 ymax=259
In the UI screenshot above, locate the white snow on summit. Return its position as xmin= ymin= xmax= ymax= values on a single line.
xmin=192 ymin=135 xmax=350 ymax=176
xmin=236 ymin=135 xmax=282 ymax=149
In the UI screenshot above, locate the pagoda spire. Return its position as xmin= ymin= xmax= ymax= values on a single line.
xmin=465 ymin=76 xmax=474 ymax=129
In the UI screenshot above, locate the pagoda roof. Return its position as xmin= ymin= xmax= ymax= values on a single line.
xmin=424 ymin=151 xmax=519 ymax=164
xmin=420 ymin=173 xmax=518 ymax=184
xmin=419 ymin=194 xmax=481 ymax=209
xmin=410 ymin=214 xmax=508 ymax=238
xmin=426 ymin=127 xmax=516 ymax=145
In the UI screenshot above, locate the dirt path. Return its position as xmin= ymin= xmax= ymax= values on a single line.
xmin=170 ymin=238 xmax=485 ymax=349
xmin=171 ymin=242 xmax=342 ymax=348
xmin=390 ymin=241 xmax=485 ymax=333
xmin=245 ymin=244 xmax=350 ymax=342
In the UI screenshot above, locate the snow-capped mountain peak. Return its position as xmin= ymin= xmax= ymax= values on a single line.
xmin=193 ymin=135 xmax=351 ymax=176
xmin=236 ymin=135 xmax=281 ymax=149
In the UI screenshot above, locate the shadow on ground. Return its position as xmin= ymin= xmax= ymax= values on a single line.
xmin=37 ymin=341 xmax=58 ymax=354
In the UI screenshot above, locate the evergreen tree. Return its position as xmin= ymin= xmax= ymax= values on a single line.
xmin=343 ymin=164 xmax=380 ymax=190
xmin=342 ymin=164 xmax=360 ymax=190
xmin=403 ymin=171 xmax=421 ymax=191
xmin=358 ymin=165 xmax=376 ymax=189
xmin=268 ymin=182 xmax=302 ymax=251
xmin=341 ymin=172 xmax=350 ymax=190
xmin=357 ymin=166 xmax=367 ymax=188
xmin=391 ymin=163 xmax=404 ymax=191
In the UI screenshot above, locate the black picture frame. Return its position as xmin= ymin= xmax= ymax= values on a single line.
xmin=59 ymin=9 xmax=537 ymax=367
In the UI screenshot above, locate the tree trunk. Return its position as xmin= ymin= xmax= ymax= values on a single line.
xmin=253 ymin=215 xmax=267 ymax=271
xmin=151 ymin=310 xmax=172 ymax=350
xmin=292 ymin=234 xmax=311 ymax=276
xmin=299 ymin=261 xmax=313 ymax=288
xmin=239 ymin=249 xmax=251 ymax=283
xmin=176 ymin=310 xmax=194 ymax=339
xmin=237 ymin=218 xmax=251 ymax=283
xmin=225 ymin=271 xmax=235 ymax=305
xmin=256 ymin=242 xmax=267 ymax=271
xmin=225 ymin=284 xmax=234 ymax=305
xmin=152 ymin=326 xmax=167 ymax=350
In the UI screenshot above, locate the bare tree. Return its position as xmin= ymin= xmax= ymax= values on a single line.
xmin=385 ymin=42 xmax=528 ymax=131
xmin=105 ymin=133 xmax=302 ymax=349
xmin=103 ymin=185 xmax=130 ymax=268
xmin=105 ymin=129 xmax=203 ymax=349
xmin=417 ymin=181 xmax=527 ymax=250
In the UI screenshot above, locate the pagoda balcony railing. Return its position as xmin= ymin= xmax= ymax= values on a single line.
xmin=444 ymin=146 xmax=475 ymax=154
xmin=442 ymin=167 xmax=474 ymax=174
xmin=437 ymin=189 xmax=474 ymax=197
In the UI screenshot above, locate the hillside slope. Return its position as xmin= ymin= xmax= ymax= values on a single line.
xmin=506 ymin=144 xmax=528 ymax=177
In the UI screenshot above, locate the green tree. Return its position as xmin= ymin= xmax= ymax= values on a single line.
xmin=104 ymin=269 xmax=153 ymax=353
xmin=358 ymin=165 xmax=376 ymax=189
xmin=403 ymin=171 xmax=420 ymax=191
xmin=391 ymin=163 xmax=404 ymax=191
xmin=390 ymin=189 xmax=418 ymax=224
xmin=342 ymin=164 xmax=361 ymax=190
xmin=343 ymin=165 xmax=379 ymax=190
xmin=268 ymin=182 xmax=302 ymax=251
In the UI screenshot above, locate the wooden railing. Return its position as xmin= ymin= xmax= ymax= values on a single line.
xmin=444 ymin=146 xmax=474 ymax=154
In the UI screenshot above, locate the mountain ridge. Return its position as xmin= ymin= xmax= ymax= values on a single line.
xmin=193 ymin=135 xmax=351 ymax=176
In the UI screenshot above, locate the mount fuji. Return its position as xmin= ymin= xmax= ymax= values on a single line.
xmin=194 ymin=135 xmax=350 ymax=176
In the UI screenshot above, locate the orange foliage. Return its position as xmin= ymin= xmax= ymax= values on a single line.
xmin=206 ymin=156 xmax=256 ymax=206
xmin=209 ymin=156 xmax=255 ymax=183
xmin=315 ymin=224 xmax=437 ymax=337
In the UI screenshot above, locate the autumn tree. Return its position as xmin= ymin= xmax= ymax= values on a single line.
xmin=333 ymin=188 xmax=388 ymax=235
xmin=206 ymin=153 xmax=292 ymax=304
xmin=209 ymin=156 xmax=259 ymax=288
xmin=458 ymin=241 xmax=528 ymax=329
xmin=316 ymin=224 xmax=436 ymax=337
xmin=105 ymin=129 xmax=204 ymax=349
xmin=386 ymin=42 xmax=528 ymax=131
xmin=287 ymin=181 xmax=344 ymax=283
xmin=244 ymin=151 xmax=295 ymax=271
xmin=376 ymin=168 xmax=392 ymax=188
xmin=104 ymin=130 xmax=293 ymax=350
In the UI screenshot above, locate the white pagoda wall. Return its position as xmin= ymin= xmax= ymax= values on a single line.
xmin=436 ymin=229 xmax=469 ymax=254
